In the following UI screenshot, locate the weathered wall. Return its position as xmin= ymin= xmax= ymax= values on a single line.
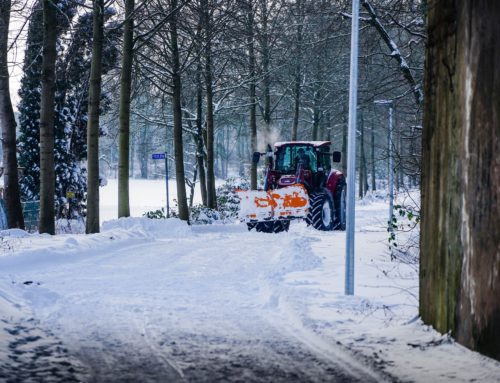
xmin=421 ymin=0 xmax=500 ymax=361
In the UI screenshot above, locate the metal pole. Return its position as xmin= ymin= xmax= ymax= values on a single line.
xmin=345 ymin=0 xmax=360 ymax=296
xmin=165 ymin=152 xmax=170 ymax=218
xmin=388 ymin=105 xmax=394 ymax=230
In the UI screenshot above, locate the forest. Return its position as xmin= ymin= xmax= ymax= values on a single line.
xmin=0 ymin=0 xmax=424 ymax=232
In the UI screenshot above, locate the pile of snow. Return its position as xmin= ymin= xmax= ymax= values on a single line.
xmin=269 ymin=237 xmax=322 ymax=279
xmin=102 ymin=217 xmax=191 ymax=239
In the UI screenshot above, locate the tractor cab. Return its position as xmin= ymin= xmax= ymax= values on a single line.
xmin=269 ymin=141 xmax=338 ymax=193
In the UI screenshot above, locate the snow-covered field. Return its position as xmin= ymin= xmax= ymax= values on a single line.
xmin=1 ymin=179 xmax=499 ymax=382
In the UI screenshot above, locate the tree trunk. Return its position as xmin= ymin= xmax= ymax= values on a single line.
xmin=0 ymin=0 xmax=24 ymax=229
xmin=421 ymin=0 xmax=500 ymax=361
xmin=247 ymin=0 xmax=257 ymax=190
xmin=189 ymin=165 xmax=197 ymax=208
xmin=311 ymin=90 xmax=320 ymax=141
xmin=38 ymin=0 xmax=58 ymax=235
xmin=341 ymin=112 xmax=347 ymax=174
xmin=118 ymin=0 xmax=135 ymax=218
xmin=202 ymin=0 xmax=216 ymax=209
xmin=398 ymin=126 xmax=403 ymax=190
xmin=371 ymin=122 xmax=376 ymax=191
xmin=170 ymin=0 xmax=189 ymax=221
xmin=129 ymin=132 xmax=135 ymax=177
xmin=86 ymin=0 xmax=104 ymax=234
xmin=359 ymin=113 xmax=366 ymax=198
xmin=139 ymin=125 xmax=149 ymax=179
xmin=260 ymin=0 xmax=271 ymax=141
xmin=196 ymin=59 xmax=207 ymax=206
xmin=291 ymin=0 xmax=303 ymax=141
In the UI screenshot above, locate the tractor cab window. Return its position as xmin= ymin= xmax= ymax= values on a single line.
xmin=275 ymin=145 xmax=317 ymax=173
xmin=317 ymin=147 xmax=331 ymax=171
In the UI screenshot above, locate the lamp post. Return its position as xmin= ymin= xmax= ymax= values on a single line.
xmin=374 ymin=99 xmax=394 ymax=231
xmin=345 ymin=0 xmax=360 ymax=296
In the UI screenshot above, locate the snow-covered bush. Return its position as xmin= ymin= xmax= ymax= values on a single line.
xmin=143 ymin=177 xmax=250 ymax=225
xmin=190 ymin=176 xmax=250 ymax=224
xmin=190 ymin=205 xmax=221 ymax=225
xmin=215 ymin=176 xmax=249 ymax=220
xmin=56 ymin=218 xmax=85 ymax=234
xmin=143 ymin=207 xmax=178 ymax=219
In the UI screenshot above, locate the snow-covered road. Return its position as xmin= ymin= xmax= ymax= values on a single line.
xmin=2 ymin=196 xmax=500 ymax=382
xmin=1 ymin=221 xmax=387 ymax=382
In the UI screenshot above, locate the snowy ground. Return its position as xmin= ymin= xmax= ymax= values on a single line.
xmin=1 ymin=180 xmax=499 ymax=382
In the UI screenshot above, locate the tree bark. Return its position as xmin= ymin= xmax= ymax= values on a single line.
xmin=38 ymin=0 xmax=58 ymax=234
xmin=0 ymin=0 xmax=24 ymax=229
xmin=359 ymin=114 xmax=365 ymax=198
xmin=370 ymin=123 xmax=376 ymax=191
xmin=259 ymin=0 xmax=271 ymax=141
xmin=170 ymin=0 xmax=189 ymax=221
xmin=202 ymin=0 xmax=216 ymax=209
xmin=291 ymin=0 xmax=303 ymax=141
xmin=118 ymin=0 xmax=135 ymax=218
xmin=196 ymin=58 xmax=207 ymax=206
xmin=311 ymin=90 xmax=320 ymax=141
xmin=421 ymin=0 xmax=500 ymax=361
xmin=341 ymin=110 xmax=347 ymax=174
xmin=246 ymin=0 xmax=257 ymax=190
xmin=86 ymin=0 xmax=104 ymax=234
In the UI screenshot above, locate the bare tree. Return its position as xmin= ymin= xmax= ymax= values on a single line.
xmin=118 ymin=0 xmax=135 ymax=218
xmin=169 ymin=0 xmax=189 ymax=221
xmin=290 ymin=0 xmax=303 ymax=141
xmin=246 ymin=0 xmax=257 ymax=190
xmin=86 ymin=0 xmax=105 ymax=234
xmin=201 ymin=0 xmax=216 ymax=208
xmin=0 ymin=0 xmax=24 ymax=229
xmin=38 ymin=0 xmax=58 ymax=234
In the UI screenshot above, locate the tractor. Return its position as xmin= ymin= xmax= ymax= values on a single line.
xmin=237 ymin=141 xmax=346 ymax=233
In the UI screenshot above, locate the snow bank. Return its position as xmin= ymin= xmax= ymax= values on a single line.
xmin=270 ymin=237 xmax=322 ymax=279
xmin=102 ymin=217 xmax=191 ymax=239
xmin=0 ymin=228 xmax=30 ymax=238
xmin=0 ymin=218 xmax=190 ymax=274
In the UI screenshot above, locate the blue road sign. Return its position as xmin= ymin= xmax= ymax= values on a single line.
xmin=152 ymin=153 xmax=166 ymax=160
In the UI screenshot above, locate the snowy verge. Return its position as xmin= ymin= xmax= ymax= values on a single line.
xmin=0 ymin=218 xmax=190 ymax=274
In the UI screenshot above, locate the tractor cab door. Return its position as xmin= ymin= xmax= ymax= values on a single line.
xmin=314 ymin=147 xmax=332 ymax=189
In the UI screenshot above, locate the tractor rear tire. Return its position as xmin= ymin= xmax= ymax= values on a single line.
xmin=306 ymin=192 xmax=334 ymax=231
xmin=333 ymin=179 xmax=346 ymax=231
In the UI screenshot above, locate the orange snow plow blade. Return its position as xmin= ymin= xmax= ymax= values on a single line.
xmin=237 ymin=185 xmax=309 ymax=222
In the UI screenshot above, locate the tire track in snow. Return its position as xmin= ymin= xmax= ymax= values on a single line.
xmin=2 ymin=223 xmax=395 ymax=382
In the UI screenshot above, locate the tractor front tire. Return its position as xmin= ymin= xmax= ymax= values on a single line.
xmin=306 ymin=192 xmax=334 ymax=231
xmin=251 ymin=220 xmax=290 ymax=233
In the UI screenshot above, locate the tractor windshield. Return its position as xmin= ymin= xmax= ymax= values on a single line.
xmin=275 ymin=145 xmax=317 ymax=173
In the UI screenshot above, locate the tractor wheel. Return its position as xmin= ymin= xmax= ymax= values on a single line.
xmin=333 ymin=179 xmax=346 ymax=231
xmin=273 ymin=220 xmax=290 ymax=233
xmin=306 ymin=192 xmax=334 ymax=231
xmin=252 ymin=220 xmax=290 ymax=233
xmin=246 ymin=222 xmax=257 ymax=231
xmin=255 ymin=222 xmax=273 ymax=233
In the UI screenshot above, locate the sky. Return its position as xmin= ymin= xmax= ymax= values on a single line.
xmin=8 ymin=1 xmax=32 ymax=109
